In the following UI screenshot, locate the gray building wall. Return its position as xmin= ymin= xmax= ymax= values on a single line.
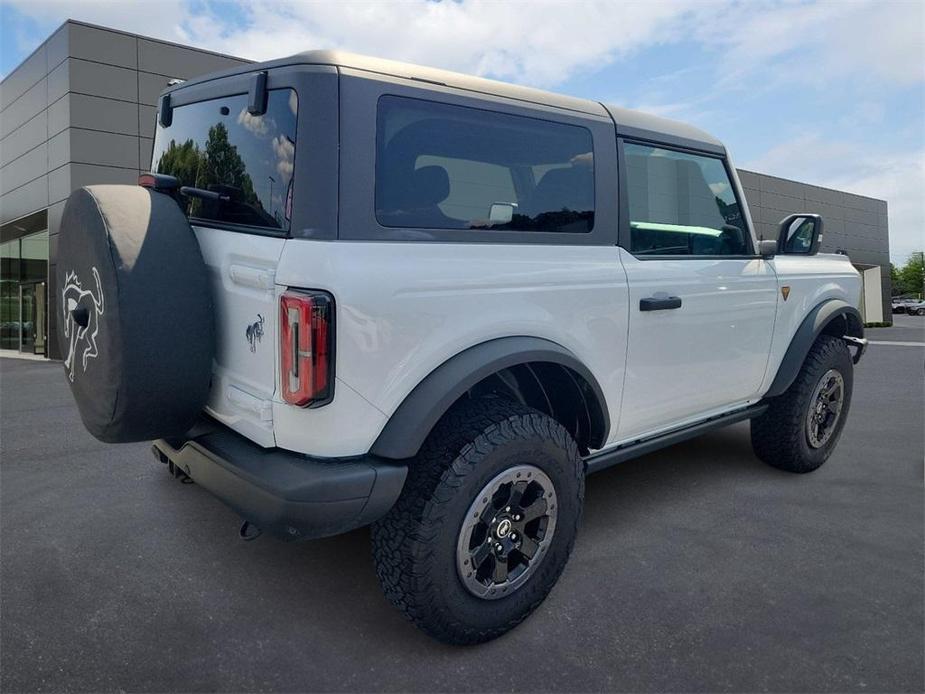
xmin=0 ymin=20 xmax=249 ymax=358
xmin=738 ymin=169 xmax=891 ymax=320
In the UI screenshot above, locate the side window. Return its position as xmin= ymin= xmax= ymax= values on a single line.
xmin=376 ymin=96 xmax=595 ymax=233
xmin=151 ymin=88 xmax=298 ymax=231
xmin=624 ymin=142 xmax=750 ymax=256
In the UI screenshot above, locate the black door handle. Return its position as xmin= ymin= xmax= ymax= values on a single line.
xmin=640 ymin=296 xmax=682 ymax=311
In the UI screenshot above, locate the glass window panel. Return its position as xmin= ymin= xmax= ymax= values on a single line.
xmin=376 ymin=96 xmax=595 ymax=233
xmin=0 ymin=239 xmax=20 ymax=349
xmin=151 ymin=89 xmax=298 ymax=231
xmin=20 ymin=230 xmax=48 ymax=282
xmin=624 ymin=143 xmax=750 ymax=256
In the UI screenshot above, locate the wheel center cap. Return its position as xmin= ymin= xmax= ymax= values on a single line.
xmin=495 ymin=518 xmax=513 ymax=538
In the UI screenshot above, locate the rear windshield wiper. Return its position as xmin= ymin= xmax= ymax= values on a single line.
xmin=180 ymin=186 xmax=230 ymax=202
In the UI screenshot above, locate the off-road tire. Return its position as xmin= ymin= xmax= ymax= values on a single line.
xmin=370 ymin=397 xmax=583 ymax=645
xmin=751 ymin=335 xmax=853 ymax=473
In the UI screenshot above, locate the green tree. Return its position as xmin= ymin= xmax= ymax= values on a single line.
xmin=194 ymin=122 xmax=257 ymax=205
xmin=155 ymin=138 xmax=202 ymax=187
xmin=895 ymin=251 xmax=924 ymax=297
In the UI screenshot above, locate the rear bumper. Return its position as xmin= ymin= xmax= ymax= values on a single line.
xmin=152 ymin=419 xmax=407 ymax=541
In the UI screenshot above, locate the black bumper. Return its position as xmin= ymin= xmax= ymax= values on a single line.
xmin=152 ymin=420 xmax=407 ymax=541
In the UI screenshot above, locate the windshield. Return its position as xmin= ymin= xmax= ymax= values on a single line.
xmin=151 ymin=88 xmax=298 ymax=232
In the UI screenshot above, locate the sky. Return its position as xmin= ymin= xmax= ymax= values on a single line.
xmin=1 ymin=0 xmax=923 ymax=262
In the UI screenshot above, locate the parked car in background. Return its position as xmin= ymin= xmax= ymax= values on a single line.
xmin=891 ymin=298 xmax=919 ymax=314
xmin=903 ymin=300 xmax=925 ymax=316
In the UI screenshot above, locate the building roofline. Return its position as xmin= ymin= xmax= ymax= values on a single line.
xmin=737 ymin=167 xmax=887 ymax=204
xmin=1 ymin=18 xmax=249 ymax=87
xmin=62 ymin=19 xmax=250 ymax=63
xmin=0 ymin=23 xmax=61 ymax=83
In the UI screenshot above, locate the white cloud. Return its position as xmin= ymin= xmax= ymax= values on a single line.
xmin=746 ymin=135 xmax=925 ymax=263
xmin=171 ymin=0 xmax=711 ymax=88
xmin=4 ymin=0 xmax=715 ymax=87
xmin=7 ymin=1 xmax=921 ymax=90
xmin=272 ymin=133 xmax=294 ymax=180
xmin=236 ymin=107 xmax=271 ymax=137
xmin=691 ymin=0 xmax=925 ymax=90
xmin=4 ymin=0 xmax=196 ymax=46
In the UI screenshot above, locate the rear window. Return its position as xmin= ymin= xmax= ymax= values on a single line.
xmin=151 ymin=89 xmax=297 ymax=231
xmin=375 ymin=96 xmax=595 ymax=233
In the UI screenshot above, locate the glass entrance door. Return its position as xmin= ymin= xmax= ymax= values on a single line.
xmin=18 ymin=281 xmax=46 ymax=355
xmin=0 ymin=227 xmax=49 ymax=354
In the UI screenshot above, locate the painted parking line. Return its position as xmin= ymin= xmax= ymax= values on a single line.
xmin=868 ymin=340 xmax=925 ymax=347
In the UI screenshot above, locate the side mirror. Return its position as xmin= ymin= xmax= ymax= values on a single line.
xmin=777 ymin=213 xmax=823 ymax=255
xmin=758 ymin=239 xmax=778 ymax=258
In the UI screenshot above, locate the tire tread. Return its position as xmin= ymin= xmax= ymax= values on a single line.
xmin=752 ymin=335 xmax=852 ymax=473
xmin=371 ymin=397 xmax=582 ymax=644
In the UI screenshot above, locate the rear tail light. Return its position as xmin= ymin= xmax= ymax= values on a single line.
xmin=138 ymin=172 xmax=179 ymax=193
xmin=279 ymin=290 xmax=334 ymax=407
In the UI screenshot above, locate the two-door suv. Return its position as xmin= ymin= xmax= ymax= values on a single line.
xmin=57 ymin=51 xmax=866 ymax=644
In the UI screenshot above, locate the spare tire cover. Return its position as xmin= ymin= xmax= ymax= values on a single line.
xmin=56 ymin=185 xmax=214 ymax=443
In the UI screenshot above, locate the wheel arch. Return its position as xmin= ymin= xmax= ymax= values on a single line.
xmin=765 ymin=299 xmax=863 ymax=398
xmin=370 ymin=336 xmax=610 ymax=460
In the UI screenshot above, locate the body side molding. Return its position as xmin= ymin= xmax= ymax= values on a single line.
xmin=370 ymin=336 xmax=610 ymax=460
xmin=765 ymin=299 xmax=864 ymax=398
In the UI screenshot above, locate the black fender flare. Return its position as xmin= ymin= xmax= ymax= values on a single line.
xmin=765 ymin=299 xmax=864 ymax=398
xmin=370 ymin=336 xmax=610 ymax=460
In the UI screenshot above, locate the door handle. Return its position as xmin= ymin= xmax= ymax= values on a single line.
xmin=640 ymin=296 xmax=682 ymax=311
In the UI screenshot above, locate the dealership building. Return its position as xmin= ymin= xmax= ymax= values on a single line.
xmin=1 ymin=20 xmax=891 ymax=360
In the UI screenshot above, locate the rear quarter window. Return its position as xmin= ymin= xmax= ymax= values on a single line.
xmin=151 ymin=89 xmax=298 ymax=232
xmin=375 ymin=95 xmax=595 ymax=234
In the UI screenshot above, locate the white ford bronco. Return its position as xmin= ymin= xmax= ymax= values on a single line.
xmin=57 ymin=51 xmax=867 ymax=645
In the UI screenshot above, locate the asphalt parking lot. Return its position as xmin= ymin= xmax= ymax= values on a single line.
xmin=2 ymin=323 xmax=923 ymax=693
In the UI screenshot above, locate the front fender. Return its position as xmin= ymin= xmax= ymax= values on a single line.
xmin=765 ymin=299 xmax=864 ymax=398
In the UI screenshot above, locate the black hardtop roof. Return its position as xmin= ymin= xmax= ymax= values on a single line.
xmin=166 ymin=49 xmax=725 ymax=153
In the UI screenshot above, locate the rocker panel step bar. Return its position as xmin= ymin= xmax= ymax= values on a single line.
xmin=584 ymin=403 xmax=768 ymax=475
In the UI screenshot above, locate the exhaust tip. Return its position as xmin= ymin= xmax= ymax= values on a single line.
xmin=239 ymin=520 xmax=262 ymax=541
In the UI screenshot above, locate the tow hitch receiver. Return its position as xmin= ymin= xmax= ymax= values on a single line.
xmin=843 ymin=335 xmax=868 ymax=364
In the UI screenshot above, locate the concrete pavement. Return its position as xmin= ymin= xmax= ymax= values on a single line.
xmin=1 ymin=341 xmax=922 ymax=692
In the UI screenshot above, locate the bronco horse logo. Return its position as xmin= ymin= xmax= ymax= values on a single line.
xmin=246 ymin=314 xmax=264 ymax=353
xmin=62 ymin=267 xmax=104 ymax=382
